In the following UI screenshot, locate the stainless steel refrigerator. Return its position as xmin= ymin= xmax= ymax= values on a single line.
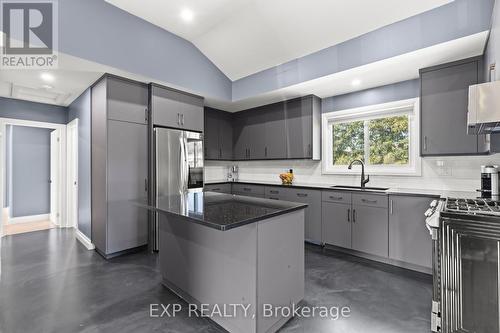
xmin=152 ymin=127 xmax=204 ymax=250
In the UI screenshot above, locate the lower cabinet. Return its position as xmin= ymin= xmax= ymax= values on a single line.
xmin=322 ymin=202 xmax=351 ymax=248
xmin=322 ymin=192 xmax=388 ymax=258
xmin=351 ymin=204 xmax=388 ymax=258
xmin=286 ymin=189 xmax=322 ymax=244
xmin=388 ymin=195 xmax=434 ymax=268
xmin=204 ymin=183 xmax=232 ymax=194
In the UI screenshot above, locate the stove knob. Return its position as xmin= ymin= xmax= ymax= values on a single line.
xmin=425 ymin=208 xmax=434 ymax=217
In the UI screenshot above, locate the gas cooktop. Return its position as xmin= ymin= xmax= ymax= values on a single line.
xmin=445 ymin=198 xmax=500 ymax=215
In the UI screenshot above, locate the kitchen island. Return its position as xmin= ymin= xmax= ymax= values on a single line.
xmin=141 ymin=191 xmax=307 ymax=333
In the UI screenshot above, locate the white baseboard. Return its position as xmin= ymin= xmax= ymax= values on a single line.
xmin=9 ymin=213 xmax=50 ymax=224
xmin=75 ymin=228 xmax=95 ymax=250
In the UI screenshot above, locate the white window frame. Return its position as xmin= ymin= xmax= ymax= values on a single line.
xmin=322 ymin=98 xmax=421 ymax=176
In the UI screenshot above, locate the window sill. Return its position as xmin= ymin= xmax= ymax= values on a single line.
xmin=322 ymin=168 xmax=422 ymax=177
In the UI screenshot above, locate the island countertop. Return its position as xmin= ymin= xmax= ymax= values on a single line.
xmin=138 ymin=191 xmax=308 ymax=231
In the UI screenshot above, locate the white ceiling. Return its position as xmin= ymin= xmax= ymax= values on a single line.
xmin=208 ymin=31 xmax=488 ymax=111
xmin=106 ymin=0 xmax=453 ymax=80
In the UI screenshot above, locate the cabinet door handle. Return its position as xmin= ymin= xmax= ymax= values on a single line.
xmin=308 ymin=143 xmax=312 ymax=156
xmin=270 ymin=190 xmax=279 ymax=194
xmin=352 ymin=209 xmax=356 ymax=223
xmin=297 ymin=193 xmax=308 ymax=197
xmin=248 ymin=148 xmax=250 ymax=158
xmin=177 ymin=113 xmax=181 ymax=125
xmin=265 ymin=147 xmax=268 ymax=157
xmin=347 ymin=208 xmax=350 ymax=222
xmin=219 ymin=148 xmax=222 ymax=158
xmin=144 ymin=178 xmax=148 ymax=192
xmin=243 ymin=188 xmax=251 ymax=192
xmin=424 ymin=136 xmax=427 ymax=151
xmin=329 ymin=196 xmax=343 ymax=200
xmin=144 ymin=108 xmax=148 ymax=123
xmin=361 ymin=199 xmax=377 ymax=204
xmin=390 ymin=199 xmax=393 ymax=215
xmin=181 ymin=114 xmax=185 ymax=126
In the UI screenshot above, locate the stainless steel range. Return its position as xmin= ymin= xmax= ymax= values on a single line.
xmin=426 ymin=196 xmax=500 ymax=333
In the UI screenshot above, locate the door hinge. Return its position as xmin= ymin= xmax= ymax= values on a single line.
xmin=431 ymin=301 xmax=441 ymax=332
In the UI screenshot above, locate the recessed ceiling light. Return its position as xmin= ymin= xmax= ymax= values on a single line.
xmin=351 ymin=79 xmax=361 ymax=87
xmin=40 ymin=72 xmax=55 ymax=82
xmin=180 ymin=8 xmax=194 ymax=22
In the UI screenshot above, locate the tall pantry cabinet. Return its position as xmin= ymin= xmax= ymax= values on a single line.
xmin=91 ymin=75 xmax=149 ymax=258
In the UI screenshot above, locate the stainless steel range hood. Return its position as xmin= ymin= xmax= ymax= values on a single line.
xmin=468 ymin=80 xmax=500 ymax=134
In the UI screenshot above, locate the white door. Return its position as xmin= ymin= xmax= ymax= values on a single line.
xmin=67 ymin=120 xmax=78 ymax=228
xmin=50 ymin=129 xmax=60 ymax=225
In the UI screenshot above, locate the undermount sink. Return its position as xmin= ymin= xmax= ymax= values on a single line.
xmin=331 ymin=185 xmax=389 ymax=192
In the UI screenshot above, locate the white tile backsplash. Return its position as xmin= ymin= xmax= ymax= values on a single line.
xmin=205 ymin=154 xmax=500 ymax=192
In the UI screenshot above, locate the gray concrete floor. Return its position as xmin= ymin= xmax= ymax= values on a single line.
xmin=0 ymin=229 xmax=431 ymax=333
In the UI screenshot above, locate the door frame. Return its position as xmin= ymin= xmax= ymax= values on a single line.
xmin=0 ymin=117 xmax=67 ymax=237
xmin=66 ymin=118 xmax=78 ymax=229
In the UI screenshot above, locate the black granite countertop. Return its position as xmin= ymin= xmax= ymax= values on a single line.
xmin=206 ymin=180 xmax=479 ymax=199
xmin=137 ymin=191 xmax=308 ymax=231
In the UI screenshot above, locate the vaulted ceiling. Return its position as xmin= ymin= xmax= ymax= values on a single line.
xmin=105 ymin=0 xmax=453 ymax=80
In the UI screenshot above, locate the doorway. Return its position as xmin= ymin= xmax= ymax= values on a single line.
xmin=0 ymin=118 xmax=68 ymax=237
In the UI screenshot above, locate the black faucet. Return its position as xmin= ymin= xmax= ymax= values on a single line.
xmin=348 ymin=159 xmax=370 ymax=188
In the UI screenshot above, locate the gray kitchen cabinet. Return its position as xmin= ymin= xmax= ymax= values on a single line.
xmin=91 ymin=75 xmax=149 ymax=258
xmin=263 ymin=104 xmax=287 ymax=159
xmin=388 ymin=195 xmax=433 ymax=268
xmin=286 ymin=188 xmax=322 ymax=244
xmin=265 ymin=186 xmax=291 ymax=200
xmin=285 ymin=95 xmax=321 ymax=160
xmin=107 ymin=76 xmax=148 ymax=124
xmin=351 ymin=204 xmax=389 ymax=258
xmin=151 ymin=84 xmax=204 ymax=132
xmin=322 ymin=201 xmax=352 ymax=249
xmin=204 ymin=107 xmax=233 ymax=160
xmin=107 ymin=120 xmax=148 ymax=254
xmin=420 ymin=57 xmax=483 ymax=156
xmin=232 ymin=184 xmax=265 ymax=198
xmin=204 ymin=183 xmax=232 ymax=194
xmin=233 ymin=112 xmax=251 ymax=160
xmin=246 ymin=109 xmax=267 ymax=159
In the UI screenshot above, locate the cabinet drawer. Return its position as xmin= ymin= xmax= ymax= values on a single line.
xmin=287 ymin=188 xmax=321 ymax=203
xmin=264 ymin=186 xmax=291 ymax=200
xmin=352 ymin=193 xmax=387 ymax=208
xmin=322 ymin=191 xmax=351 ymax=204
xmin=232 ymin=184 xmax=265 ymax=197
xmin=204 ymin=183 xmax=231 ymax=194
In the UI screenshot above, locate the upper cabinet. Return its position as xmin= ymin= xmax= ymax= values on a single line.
xmin=107 ymin=76 xmax=149 ymax=124
xmin=204 ymin=107 xmax=233 ymax=160
xmin=219 ymin=95 xmax=321 ymax=161
xmin=150 ymin=84 xmax=204 ymax=132
xmin=285 ymin=95 xmax=321 ymax=160
xmin=420 ymin=57 xmax=487 ymax=156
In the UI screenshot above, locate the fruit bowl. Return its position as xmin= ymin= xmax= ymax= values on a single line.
xmin=279 ymin=172 xmax=294 ymax=185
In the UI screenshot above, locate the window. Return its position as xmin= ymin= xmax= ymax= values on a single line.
xmin=323 ymin=99 xmax=420 ymax=175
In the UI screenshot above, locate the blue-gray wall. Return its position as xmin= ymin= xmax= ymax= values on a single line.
xmin=10 ymin=126 xmax=52 ymax=217
xmin=322 ymin=79 xmax=420 ymax=113
xmin=233 ymin=0 xmax=495 ymax=101
xmin=67 ymin=89 xmax=91 ymax=238
xmin=3 ymin=125 xmax=12 ymax=208
xmin=0 ymin=97 xmax=67 ymax=124
xmin=485 ymin=0 xmax=499 ymax=81
xmin=59 ymin=0 xmax=231 ymax=101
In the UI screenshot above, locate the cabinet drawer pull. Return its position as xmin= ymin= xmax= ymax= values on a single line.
xmin=329 ymin=196 xmax=343 ymax=200
xmin=390 ymin=199 xmax=393 ymax=215
xmin=243 ymin=188 xmax=251 ymax=191
xmin=361 ymin=198 xmax=378 ymax=204
xmin=270 ymin=190 xmax=279 ymax=194
xmin=211 ymin=188 xmax=221 ymax=191
xmin=296 ymin=193 xmax=308 ymax=197
xmin=269 ymin=197 xmax=279 ymax=200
